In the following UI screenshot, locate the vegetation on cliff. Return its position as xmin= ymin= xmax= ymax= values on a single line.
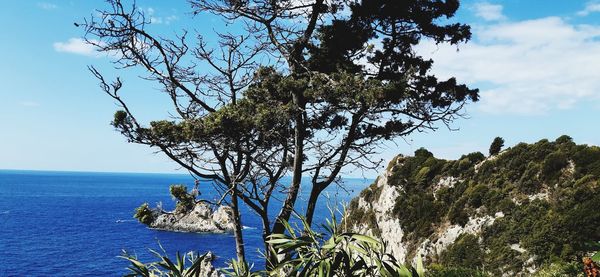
xmin=347 ymin=136 xmax=600 ymax=275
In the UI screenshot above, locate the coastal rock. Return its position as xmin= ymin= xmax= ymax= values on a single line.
xmin=148 ymin=202 xmax=235 ymax=233
xmin=198 ymin=252 xmax=224 ymax=277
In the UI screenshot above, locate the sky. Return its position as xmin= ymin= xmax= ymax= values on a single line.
xmin=1 ymin=1 xmax=600 ymax=178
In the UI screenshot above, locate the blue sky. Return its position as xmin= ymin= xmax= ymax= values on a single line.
xmin=1 ymin=1 xmax=600 ymax=178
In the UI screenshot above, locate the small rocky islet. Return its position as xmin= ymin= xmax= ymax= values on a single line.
xmin=134 ymin=185 xmax=235 ymax=234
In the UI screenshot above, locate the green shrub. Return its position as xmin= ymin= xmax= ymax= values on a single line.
xmin=448 ymin=197 xmax=469 ymax=226
xmin=462 ymin=152 xmax=486 ymax=164
xmin=542 ymin=152 xmax=568 ymax=181
xmin=393 ymin=193 xmax=440 ymax=238
xmin=440 ymin=234 xmax=484 ymax=269
xmin=427 ymin=264 xmax=490 ymax=277
xmin=533 ymin=261 xmax=582 ymax=277
xmin=555 ymin=135 xmax=573 ymax=145
xmin=170 ymin=185 xmax=195 ymax=212
xmin=466 ymin=184 xmax=488 ymax=208
xmin=133 ymin=203 xmax=155 ymax=225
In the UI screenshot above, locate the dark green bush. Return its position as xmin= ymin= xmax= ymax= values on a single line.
xmin=440 ymin=234 xmax=484 ymax=269
xmin=489 ymin=137 xmax=504 ymax=156
xmin=393 ymin=193 xmax=440 ymax=238
xmin=134 ymin=203 xmax=155 ymax=225
xmin=170 ymin=185 xmax=195 ymax=212
xmin=427 ymin=264 xmax=489 ymax=277
xmin=466 ymin=184 xmax=488 ymax=208
xmin=542 ymin=152 xmax=568 ymax=181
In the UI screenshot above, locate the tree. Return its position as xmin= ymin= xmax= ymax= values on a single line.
xmin=489 ymin=137 xmax=504 ymax=156
xmin=81 ymin=0 xmax=478 ymax=267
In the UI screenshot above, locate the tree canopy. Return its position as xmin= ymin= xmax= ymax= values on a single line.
xmin=489 ymin=136 xmax=505 ymax=156
xmin=82 ymin=0 xmax=478 ymax=267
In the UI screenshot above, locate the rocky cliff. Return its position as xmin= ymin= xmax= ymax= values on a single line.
xmin=345 ymin=136 xmax=600 ymax=275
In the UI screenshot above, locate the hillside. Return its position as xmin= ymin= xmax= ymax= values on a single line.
xmin=345 ymin=136 xmax=600 ymax=275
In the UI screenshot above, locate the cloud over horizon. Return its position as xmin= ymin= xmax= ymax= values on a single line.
xmin=418 ymin=13 xmax=600 ymax=115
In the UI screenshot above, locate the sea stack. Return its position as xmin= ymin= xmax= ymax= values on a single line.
xmin=147 ymin=202 xmax=235 ymax=233
xmin=134 ymin=184 xmax=235 ymax=233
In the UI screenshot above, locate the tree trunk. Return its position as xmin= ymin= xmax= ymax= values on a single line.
xmin=304 ymin=184 xmax=322 ymax=227
xmin=271 ymin=91 xmax=305 ymax=235
xmin=230 ymin=185 xmax=246 ymax=264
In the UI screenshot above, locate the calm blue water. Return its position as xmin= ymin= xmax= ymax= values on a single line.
xmin=0 ymin=170 xmax=370 ymax=276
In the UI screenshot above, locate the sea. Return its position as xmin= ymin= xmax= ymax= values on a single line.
xmin=0 ymin=170 xmax=371 ymax=276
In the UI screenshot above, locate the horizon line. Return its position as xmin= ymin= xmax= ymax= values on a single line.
xmin=0 ymin=168 xmax=375 ymax=180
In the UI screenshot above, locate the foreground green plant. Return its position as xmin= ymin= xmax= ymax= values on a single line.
xmin=264 ymin=209 xmax=423 ymax=277
xmin=120 ymin=249 xmax=208 ymax=277
xmin=220 ymin=258 xmax=263 ymax=277
xmin=121 ymin=208 xmax=423 ymax=276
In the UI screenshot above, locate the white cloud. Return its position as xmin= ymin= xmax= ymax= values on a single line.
xmin=21 ymin=101 xmax=40 ymax=107
xmin=37 ymin=2 xmax=57 ymax=10
xmin=472 ymin=2 xmax=506 ymax=21
xmin=144 ymin=7 xmax=178 ymax=25
xmin=577 ymin=1 xmax=600 ymax=16
xmin=53 ymin=38 xmax=101 ymax=57
xmin=164 ymin=15 xmax=178 ymax=24
xmin=417 ymin=17 xmax=600 ymax=115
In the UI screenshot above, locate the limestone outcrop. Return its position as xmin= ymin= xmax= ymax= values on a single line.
xmin=139 ymin=201 xmax=235 ymax=233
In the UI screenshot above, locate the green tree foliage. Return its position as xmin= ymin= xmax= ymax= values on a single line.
xmin=541 ymin=152 xmax=568 ymax=181
xmin=133 ymin=203 xmax=154 ymax=225
xmin=83 ymin=0 xmax=478 ymax=266
xmin=169 ymin=185 xmax=196 ymax=213
xmin=440 ymin=234 xmax=484 ymax=269
xmin=489 ymin=136 xmax=505 ymax=156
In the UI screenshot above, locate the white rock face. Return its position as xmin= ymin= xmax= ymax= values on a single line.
xmin=528 ymin=191 xmax=549 ymax=201
xmin=415 ymin=212 xmax=504 ymax=263
xmin=433 ymin=176 xmax=460 ymax=200
xmin=347 ymin=156 xmax=506 ymax=265
xmin=198 ymin=252 xmax=225 ymax=277
xmin=351 ymin=163 xmax=409 ymax=262
xmin=150 ymin=202 xmax=235 ymax=233
xmin=510 ymin=244 xmax=526 ymax=254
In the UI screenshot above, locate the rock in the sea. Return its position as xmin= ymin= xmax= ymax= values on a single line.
xmin=198 ymin=252 xmax=224 ymax=277
xmin=148 ymin=201 xmax=235 ymax=233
